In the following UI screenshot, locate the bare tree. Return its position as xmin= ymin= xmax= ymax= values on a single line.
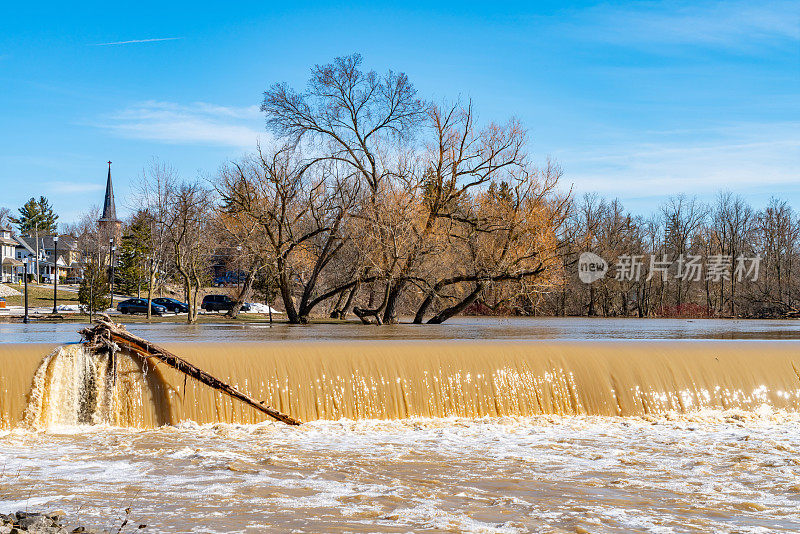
xmin=665 ymin=196 xmax=706 ymax=307
xmin=135 ymin=160 xmax=176 ymax=319
xmin=217 ymin=144 xmax=359 ymax=323
xmin=711 ymin=192 xmax=754 ymax=315
xmin=0 ymin=207 xmax=11 ymax=228
xmin=262 ymin=53 xmax=426 ymax=198
xmin=752 ymin=198 xmax=800 ymax=316
xmin=164 ymin=183 xmax=214 ymax=323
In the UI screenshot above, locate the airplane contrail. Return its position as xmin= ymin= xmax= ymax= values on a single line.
xmin=93 ymin=37 xmax=182 ymax=46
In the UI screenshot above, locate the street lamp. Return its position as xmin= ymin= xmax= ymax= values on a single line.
xmin=23 ymin=257 xmax=29 ymax=324
xmin=52 ymin=236 xmax=59 ymax=314
xmin=109 ymin=238 xmax=116 ymax=305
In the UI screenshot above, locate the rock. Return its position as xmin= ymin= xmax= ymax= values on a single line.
xmin=46 ymin=511 xmax=65 ymax=522
xmin=19 ymin=515 xmax=51 ymax=530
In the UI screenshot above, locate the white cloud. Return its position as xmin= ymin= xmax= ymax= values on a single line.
xmin=565 ymin=0 xmax=799 ymax=50
xmin=558 ymin=121 xmax=800 ymax=200
xmin=99 ymin=101 xmax=266 ymax=149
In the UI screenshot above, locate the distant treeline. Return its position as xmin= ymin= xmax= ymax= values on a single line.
xmin=530 ymin=192 xmax=799 ymax=319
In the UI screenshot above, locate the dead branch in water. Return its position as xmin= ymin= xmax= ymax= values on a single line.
xmin=79 ymin=315 xmax=302 ymax=425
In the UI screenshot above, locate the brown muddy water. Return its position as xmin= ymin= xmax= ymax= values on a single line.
xmin=1 ymin=319 xmax=799 ymax=532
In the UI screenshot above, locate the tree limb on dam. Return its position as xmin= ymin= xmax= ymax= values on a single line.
xmin=79 ymin=316 xmax=302 ymax=426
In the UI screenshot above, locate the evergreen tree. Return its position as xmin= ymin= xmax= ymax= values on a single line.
xmin=11 ymin=196 xmax=58 ymax=234
xmin=78 ymin=261 xmax=111 ymax=314
xmin=116 ymin=218 xmax=151 ymax=296
xmin=11 ymin=197 xmax=58 ymax=282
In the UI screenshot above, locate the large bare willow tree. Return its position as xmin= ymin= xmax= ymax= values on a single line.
xmin=251 ymin=53 xmax=569 ymax=324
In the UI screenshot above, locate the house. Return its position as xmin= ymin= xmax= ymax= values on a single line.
xmin=14 ymin=234 xmax=80 ymax=283
xmin=41 ymin=235 xmax=80 ymax=282
xmin=15 ymin=235 xmax=44 ymax=281
xmin=1 ymin=226 xmax=22 ymax=283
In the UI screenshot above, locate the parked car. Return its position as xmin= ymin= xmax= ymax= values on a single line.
xmin=117 ymin=298 xmax=166 ymax=316
xmin=201 ymin=294 xmax=251 ymax=312
xmin=212 ymin=271 xmax=247 ymax=287
xmin=65 ymin=276 xmax=83 ymax=284
xmin=152 ymin=297 xmax=189 ymax=314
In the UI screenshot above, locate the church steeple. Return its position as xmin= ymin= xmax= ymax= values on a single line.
xmin=98 ymin=161 xmax=122 ymax=243
xmin=100 ymin=161 xmax=118 ymax=222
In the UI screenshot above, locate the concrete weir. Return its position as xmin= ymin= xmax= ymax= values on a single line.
xmin=1 ymin=340 xmax=799 ymax=429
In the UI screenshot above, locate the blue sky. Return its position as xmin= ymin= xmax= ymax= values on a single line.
xmin=1 ymin=0 xmax=798 ymax=224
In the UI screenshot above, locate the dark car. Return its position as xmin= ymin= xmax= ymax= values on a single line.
xmin=213 ymin=271 xmax=247 ymax=287
xmin=117 ymin=298 xmax=166 ymax=316
xmin=152 ymin=297 xmax=189 ymax=314
xmin=65 ymin=276 xmax=83 ymax=284
xmin=201 ymin=294 xmax=251 ymax=312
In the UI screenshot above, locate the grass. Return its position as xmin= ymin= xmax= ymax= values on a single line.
xmin=1 ymin=283 xmax=89 ymax=308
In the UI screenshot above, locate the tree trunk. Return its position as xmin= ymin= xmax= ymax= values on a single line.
xmin=339 ymin=282 xmax=359 ymax=320
xmin=413 ymin=290 xmax=436 ymax=324
xmin=427 ymin=283 xmax=483 ymax=324
xmin=278 ymin=264 xmax=300 ymax=324
xmin=178 ymin=271 xmax=193 ymax=324
xmin=146 ymin=259 xmax=156 ymax=320
xmin=227 ymin=266 xmax=257 ymax=318
xmin=353 ymin=279 xmax=392 ymax=325
xmin=330 ymin=290 xmax=347 ymax=318
xmin=381 ymin=282 xmax=403 ymax=324
xmin=190 ymin=285 xmax=199 ymax=324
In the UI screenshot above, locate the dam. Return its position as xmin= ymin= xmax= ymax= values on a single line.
xmin=2 ymin=340 xmax=800 ymax=429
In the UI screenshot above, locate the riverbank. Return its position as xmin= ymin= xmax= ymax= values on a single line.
xmin=0 ymin=509 xmax=142 ymax=533
xmin=0 ymin=312 xmax=286 ymax=324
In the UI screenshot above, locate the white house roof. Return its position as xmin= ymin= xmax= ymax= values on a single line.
xmin=14 ymin=236 xmax=36 ymax=255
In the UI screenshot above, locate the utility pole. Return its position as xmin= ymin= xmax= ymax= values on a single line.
xmin=34 ymin=226 xmax=40 ymax=284
xmin=23 ymin=258 xmax=29 ymax=324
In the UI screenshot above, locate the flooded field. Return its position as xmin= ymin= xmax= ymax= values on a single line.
xmin=1 ymin=319 xmax=799 ymax=532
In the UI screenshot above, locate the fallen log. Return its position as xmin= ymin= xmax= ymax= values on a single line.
xmin=79 ymin=316 xmax=302 ymax=425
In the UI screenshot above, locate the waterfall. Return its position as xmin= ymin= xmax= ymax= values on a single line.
xmin=2 ymin=341 xmax=799 ymax=429
xmin=22 ymin=344 xmax=116 ymax=429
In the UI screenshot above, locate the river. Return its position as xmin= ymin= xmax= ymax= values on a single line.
xmin=1 ymin=318 xmax=798 ymax=533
